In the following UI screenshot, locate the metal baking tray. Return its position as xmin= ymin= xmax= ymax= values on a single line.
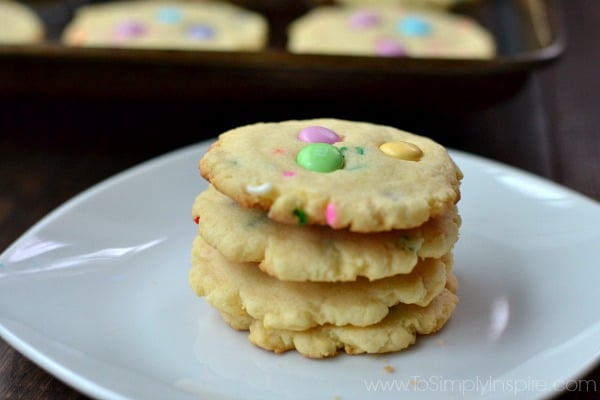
xmin=0 ymin=0 xmax=565 ymax=113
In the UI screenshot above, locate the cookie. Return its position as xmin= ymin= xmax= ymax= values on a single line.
xmin=190 ymin=236 xmax=451 ymax=331
xmin=62 ymin=0 xmax=267 ymax=51
xmin=335 ymin=0 xmax=475 ymax=10
xmin=0 ymin=0 xmax=44 ymax=44
xmin=200 ymin=119 xmax=462 ymax=232
xmin=194 ymin=184 xmax=460 ymax=281
xmin=287 ymin=6 xmax=495 ymax=58
xmin=243 ymin=288 xmax=458 ymax=358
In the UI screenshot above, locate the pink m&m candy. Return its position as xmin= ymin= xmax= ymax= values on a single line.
xmin=114 ymin=20 xmax=146 ymax=39
xmin=349 ymin=10 xmax=381 ymax=29
xmin=375 ymin=38 xmax=407 ymax=57
xmin=298 ymin=126 xmax=340 ymax=144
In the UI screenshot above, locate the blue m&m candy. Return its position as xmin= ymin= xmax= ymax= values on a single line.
xmin=398 ymin=15 xmax=433 ymax=37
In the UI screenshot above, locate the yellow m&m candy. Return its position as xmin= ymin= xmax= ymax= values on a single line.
xmin=379 ymin=141 xmax=423 ymax=161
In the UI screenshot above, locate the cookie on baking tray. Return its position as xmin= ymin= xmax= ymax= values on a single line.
xmin=193 ymin=185 xmax=461 ymax=282
xmin=62 ymin=0 xmax=267 ymax=51
xmin=0 ymin=0 xmax=44 ymax=44
xmin=189 ymin=236 xmax=450 ymax=331
xmin=287 ymin=5 xmax=495 ymax=58
xmin=200 ymin=119 xmax=462 ymax=232
xmin=335 ymin=0 xmax=475 ymax=10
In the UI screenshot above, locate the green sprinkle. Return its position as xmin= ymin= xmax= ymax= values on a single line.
xmin=293 ymin=209 xmax=308 ymax=225
xmin=339 ymin=146 xmax=348 ymax=155
xmin=401 ymin=235 xmax=423 ymax=253
xmin=355 ymin=147 xmax=365 ymax=155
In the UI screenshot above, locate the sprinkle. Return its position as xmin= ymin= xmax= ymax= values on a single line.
xmin=339 ymin=146 xmax=364 ymax=155
xmin=273 ymin=148 xmax=285 ymax=154
xmin=193 ymin=216 xmax=200 ymax=224
xmin=325 ymin=203 xmax=337 ymax=227
xmin=283 ymin=170 xmax=296 ymax=177
xmin=293 ymin=209 xmax=308 ymax=225
xmin=69 ymin=29 xmax=87 ymax=45
xmin=246 ymin=182 xmax=273 ymax=195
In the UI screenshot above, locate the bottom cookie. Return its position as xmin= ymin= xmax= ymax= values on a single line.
xmin=220 ymin=288 xmax=458 ymax=358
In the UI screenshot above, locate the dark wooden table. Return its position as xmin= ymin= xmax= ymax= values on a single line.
xmin=1 ymin=0 xmax=599 ymax=399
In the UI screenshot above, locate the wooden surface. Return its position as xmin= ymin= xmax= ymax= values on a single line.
xmin=1 ymin=0 xmax=599 ymax=399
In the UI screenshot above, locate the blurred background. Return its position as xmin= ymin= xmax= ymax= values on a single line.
xmin=1 ymin=0 xmax=599 ymax=398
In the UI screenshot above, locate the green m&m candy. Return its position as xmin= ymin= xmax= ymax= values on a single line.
xmin=296 ymin=143 xmax=344 ymax=173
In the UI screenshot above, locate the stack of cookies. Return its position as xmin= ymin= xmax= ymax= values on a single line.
xmin=189 ymin=118 xmax=462 ymax=358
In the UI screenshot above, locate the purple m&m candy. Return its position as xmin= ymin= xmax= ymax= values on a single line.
xmin=187 ymin=24 xmax=215 ymax=40
xmin=349 ymin=10 xmax=381 ymax=29
xmin=298 ymin=126 xmax=340 ymax=144
xmin=114 ymin=20 xmax=146 ymax=39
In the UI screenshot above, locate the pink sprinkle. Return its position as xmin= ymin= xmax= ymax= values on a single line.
xmin=283 ymin=170 xmax=296 ymax=177
xmin=325 ymin=203 xmax=337 ymax=227
xmin=273 ymin=148 xmax=285 ymax=154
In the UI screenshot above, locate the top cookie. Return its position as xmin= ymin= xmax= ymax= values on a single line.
xmin=0 ymin=0 xmax=44 ymax=44
xmin=200 ymin=119 xmax=462 ymax=232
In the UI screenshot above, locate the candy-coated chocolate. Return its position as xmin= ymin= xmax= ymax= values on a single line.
xmin=187 ymin=24 xmax=215 ymax=39
xmin=114 ymin=20 xmax=146 ymax=38
xmin=398 ymin=16 xmax=433 ymax=37
xmin=296 ymin=143 xmax=344 ymax=172
xmin=379 ymin=141 xmax=423 ymax=161
xmin=349 ymin=10 xmax=381 ymax=29
xmin=375 ymin=38 xmax=407 ymax=57
xmin=156 ymin=6 xmax=183 ymax=24
xmin=298 ymin=126 xmax=340 ymax=144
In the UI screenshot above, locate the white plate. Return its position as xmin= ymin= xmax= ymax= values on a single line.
xmin=1 ymin=141 xmax=600 ymax=400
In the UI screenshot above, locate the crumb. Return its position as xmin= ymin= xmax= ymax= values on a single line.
xmin=384 ymin=365 xmax=395 ymax=373
xmin=410 ymin=379 xmax=418 ymax=386
xmin=437 ymin=338 xmax=447 ymax=346
xmin=332 ymin=396 xmax=342 ymax=400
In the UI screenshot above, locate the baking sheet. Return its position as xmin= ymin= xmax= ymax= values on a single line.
xmin=0 ymin=0 xmax=565 ymax=111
